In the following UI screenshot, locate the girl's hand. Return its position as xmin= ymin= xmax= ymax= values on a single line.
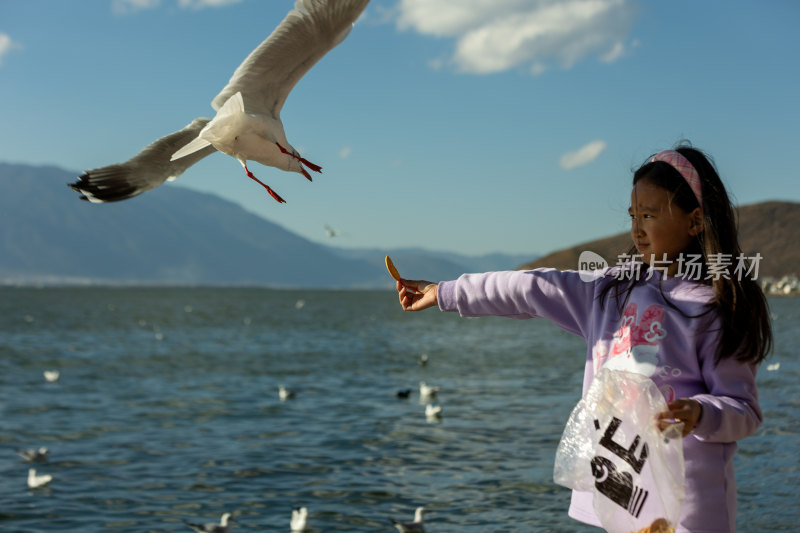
xmin=397 ymin=279 xmax=438 ymax=311
xmin=657 ymin=398 xmax=703 ymax=437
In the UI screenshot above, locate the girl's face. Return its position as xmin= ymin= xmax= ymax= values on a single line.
xmin=629 ymin=178 xmax=702 ymax=274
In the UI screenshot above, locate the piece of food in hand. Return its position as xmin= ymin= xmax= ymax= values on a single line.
xmin=385 ymin=255 xmax=402 ymax=282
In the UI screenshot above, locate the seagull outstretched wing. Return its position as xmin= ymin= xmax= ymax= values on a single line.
xmin=70 ymin=118 xmax=215 ymax=203
xmin=211 ymin=0 xmax=369 ymax=116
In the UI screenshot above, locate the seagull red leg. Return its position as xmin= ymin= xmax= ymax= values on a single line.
xmin=276 ymin=142 xmax=322 ymax=181
xmin=299 ymin=156 xmax=322 ymax=173
xmin=241 ymin=161 xmax=286 ymax=203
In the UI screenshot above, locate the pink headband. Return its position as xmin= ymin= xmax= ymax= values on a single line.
xmin=651 ymin=150 xmax=702 ymax=206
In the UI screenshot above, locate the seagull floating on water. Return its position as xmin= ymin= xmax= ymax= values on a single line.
xmin=69 ymin=0 xmax=369 ymax=205
xmin=425 ymin=403 xmax=443 ymax=421
xmin=184 ymin=512 xmax=236 ymax=533
xmin=279 ymin=386 xmax=297 ymax=401
xmin=290 ymin=506 xmax=309 ymax=531
xmin=27 ymin=468 xmax=53 ymax=489
xmin=43 ymin=370 xmax=60 ymax=382
xmin=391 ymin=507 xmax=428 ymax=533
xmin=18 ymin=447 xmax=49 ymax=463
xmin=767 ymin=362 xmax=781 ymax=371
xmin=419 ymin=381 xmax=439 ymax=399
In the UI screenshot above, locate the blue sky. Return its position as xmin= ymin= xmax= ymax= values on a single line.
xmin=1 ymin=0 xmax=798 ymax=257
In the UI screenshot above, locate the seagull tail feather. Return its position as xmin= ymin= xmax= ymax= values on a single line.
xmin=171 ymin=92 xmax=244 ymax=161
xmin=171 ymin=136 xmax=212 ymax=161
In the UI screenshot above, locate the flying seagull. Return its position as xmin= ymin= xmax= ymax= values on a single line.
xmin=323 ymin=224 xmax=339 ymax=237
xmin=69 ymin=0 xmax=369 ymax=204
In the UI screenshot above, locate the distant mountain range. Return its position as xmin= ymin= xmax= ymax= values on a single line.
xmin=522 ymin=200 xmax=799 ymax=279
xmin=0 ymin=163 xmax=533 ymax=287
xmin=3 ymin=163 xmax=794 ymax=287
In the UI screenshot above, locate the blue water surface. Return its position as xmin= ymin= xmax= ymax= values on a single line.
xmin=1 ymin=288 xmax=797 ymax=532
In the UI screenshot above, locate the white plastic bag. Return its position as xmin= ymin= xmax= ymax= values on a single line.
xmin=554 ymin=368 xmax=685 ymax=533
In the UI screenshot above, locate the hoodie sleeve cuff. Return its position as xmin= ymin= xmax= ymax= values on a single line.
xmin=437 ymin=280 xmax=457 ymax=312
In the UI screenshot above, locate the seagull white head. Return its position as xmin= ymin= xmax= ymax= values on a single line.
xmin=413 ymin=507 xmax=429 ymax=521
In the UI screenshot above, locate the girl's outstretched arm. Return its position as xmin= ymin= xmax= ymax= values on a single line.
xmin=397 ymin=279 xmax=438 ymax=311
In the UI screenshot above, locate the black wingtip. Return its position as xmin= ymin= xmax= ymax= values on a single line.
xmin=68 ymin=172 xmax=89 ymax=192
xmin=67 ymin=179 xmax=91 ymax=202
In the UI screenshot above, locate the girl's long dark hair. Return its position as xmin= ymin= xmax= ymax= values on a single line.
xmin=601 ymin=143 xmax=772 ymax=366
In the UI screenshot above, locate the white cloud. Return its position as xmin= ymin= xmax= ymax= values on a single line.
xmin=0 ymin=32 xmax=22 ymax=66
xmin=600 ymin=41 xmax=625 ymax=62
xmin=112 ymin=0 xmax=241 ymax=14
xmin=339 ymin=146 xmax=352 ymax=159
xmin=560 ymin=140 xmax=607 ymax=170
xmin=177 ymin=0 xmax=243 ymax=9
xmin=112 ymin=0 xmax=160 ymax=15
xmin=396 ymin=0 xmax=636 ymax=75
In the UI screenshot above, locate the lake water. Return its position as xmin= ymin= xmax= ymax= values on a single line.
xmin=1 ymin=287 xmax=798 ymax=532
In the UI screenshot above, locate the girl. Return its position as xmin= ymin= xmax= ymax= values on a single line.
xmin=395 ymin=144 xmax=772 ymax=532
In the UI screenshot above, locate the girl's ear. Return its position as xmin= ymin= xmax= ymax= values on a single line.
xmin=688 ymin=207 xmax=704 ymax=236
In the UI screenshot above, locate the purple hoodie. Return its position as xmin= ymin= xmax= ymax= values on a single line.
xmin=437 ymin=267 xmax=761 ymax=533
